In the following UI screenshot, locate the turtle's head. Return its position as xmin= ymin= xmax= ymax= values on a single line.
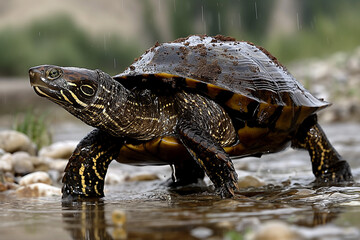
xmin=29 ymin=65 xmax=105 ymax=110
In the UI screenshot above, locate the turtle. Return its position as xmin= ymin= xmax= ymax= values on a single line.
xmin=29 ymin=35 xmax=353 ymax=199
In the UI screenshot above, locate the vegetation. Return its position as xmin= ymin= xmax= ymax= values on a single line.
xmin=0 ymin=1 xmax=359 ymax=76
xmin=0 ymin=15 xmax=139 ymax=76
xmin=13 ymin=110 xmax=52 ymax=149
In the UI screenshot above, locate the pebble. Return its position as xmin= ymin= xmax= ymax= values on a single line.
xmin=237 ymin=175 xmax=266 ymax=188
xmin=125 ymin=173 xmax=159 ymax=182
xmin=12 ymin=152 xmax=35 ymax=175
xmin=0 ymin=130 xmax=36 ymax=155
xmin=15 ymin=183 xmax=61 ymax=197
xmin=190 ymin=227 xmax=213 ymax=239
xmin=39 ymin=141 xmax=77 ymax=159
xmin=254 ymin=221 xmax=299 ymax=240
xmin=19 ymin=171 xmax=52 ymax=186
xmin=0 ymin=153 xmax=13 ymax=172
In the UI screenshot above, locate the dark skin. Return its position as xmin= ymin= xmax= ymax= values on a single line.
xmin=29 ymin=65 xmax=353 ymax=200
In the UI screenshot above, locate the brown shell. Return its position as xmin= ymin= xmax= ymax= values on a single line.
xmin=114 ymin=35 xmax=329 ymax=110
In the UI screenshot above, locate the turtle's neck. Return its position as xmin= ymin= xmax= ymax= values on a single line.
xmin=77 ymin=72 xmax=177 ymax=140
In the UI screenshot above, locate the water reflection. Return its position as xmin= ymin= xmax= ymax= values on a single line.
xmin=62 ymin=200 xmax=118 ymax=240
xmin=59 ymin=184 xmax=354 ymax=240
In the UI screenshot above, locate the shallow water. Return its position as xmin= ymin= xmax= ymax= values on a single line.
xmin=1 ymin=123 xmax=360 ymax=240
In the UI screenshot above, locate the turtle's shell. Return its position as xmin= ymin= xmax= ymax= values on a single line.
xmin=114 ymin=35 xmax=329 ymax=113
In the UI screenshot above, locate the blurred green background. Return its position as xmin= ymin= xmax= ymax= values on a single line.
xmin=0 ymin=0 xmax=359 ymax=76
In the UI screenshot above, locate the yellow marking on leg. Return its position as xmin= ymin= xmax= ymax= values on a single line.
xmin=92 ymin=151 xmax=105 ymax=180
xmin=79 ymin=164 xmax=87 ymax=195
xmin=94 ymin=182 xmax=100 ymax=196
xmin=69 ymin=90 xmax=88 ymax=107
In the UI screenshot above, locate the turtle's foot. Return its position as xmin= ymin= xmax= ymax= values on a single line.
xmin=215 ymin=176 xmax=239 ymax=198
xmin=315 ymin=160 xmax=354 ymax=185
xmin=61 ymin=183 xmax=104 ymax=201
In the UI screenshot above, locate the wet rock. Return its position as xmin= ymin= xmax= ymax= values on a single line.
xmin=39 ymin=141 xmax=77 ymax=159
xmin=19 ymin=171 xmax=52 ymax=186
xmin=0 ymin=130 xmax=36 ymax=155
xmin=254 ymin=221 xmax=299 ymax=240
xmin=16 ymin=183 xmax=61 ymax=197
xmin=0 ymin=153 xmax=13 ymax=172
xmin=12 ymin=152 xmax=34 ymax=175
xmin=295 ymin=189 xmax=315 ymax=196
xmin=0 ymin=182 xmax=19 ymax=192
xmin=190 ymin=227 xmax=213 ymax=239
xmin=237 ymin=175 xmax=266 ymax=188
xmin=125 ymin=173 xmax=159 ymax=182
xmin=105 ymin=172 xmax=126 ymax=185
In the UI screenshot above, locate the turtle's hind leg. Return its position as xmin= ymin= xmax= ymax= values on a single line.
xmin=62 ymin=129 xmax=122 ymax=200
xmin=177 ymin=119 xmax=238 ymax=198
xmin=292 ymin=115 xmax=353 ymax=184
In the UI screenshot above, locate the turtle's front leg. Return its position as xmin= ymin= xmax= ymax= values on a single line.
xmin=62 ymin=129 xmax=122 ymax=200
xmin=292 ymin=115 xmax=353 ymax=184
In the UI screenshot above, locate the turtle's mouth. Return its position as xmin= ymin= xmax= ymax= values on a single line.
xmin=29 ymin=68 xmax=68 ymax=105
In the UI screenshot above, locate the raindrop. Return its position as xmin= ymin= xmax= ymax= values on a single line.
xmin=254 ymin=2 xmax=258 ymax=20
xmin=218 ymin=12 xmax=221 ymax=32
xmin=296 ymin=13 xmax=302 ymax=30
xmin=201 ymin=5 xmax=204 ymax=22
xmin=238 ymin=13 xmax=242 ymax=29
xmin=113 ymin=58 xmax=117 ymax=69
xmin=297 ymin=13 xmax=299 ymax=30
xmin=38 ymin=32 xmax=41 ymax=37
xmin=104 ymin=35 xmax=107 ymax=52
xmin=158 ymin=0 xmax=161 ymax=12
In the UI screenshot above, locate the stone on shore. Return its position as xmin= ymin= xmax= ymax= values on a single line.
xmin=0 ymin=130 xmax=36 ymax=155
xmin=19 ymin=171 xmax=52 ymax=186
xmin=39 ymin=141 xmax=77 ymax=159
xmin=16 ymin=183 xmax=61 ymax=197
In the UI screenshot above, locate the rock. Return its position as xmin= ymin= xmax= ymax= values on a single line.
xmin=295 ymin=189 xmax=315 ymax=196
xmin=16 ymin=183 xmax=61 ymax=197
xmin=0 ymin=182 xmax=19 ymax=192
xmin=0 ymin=153 xmax=13 ymax=172
xmin=11 ymin=152 xmax=34 ymax=175
xmin=190 ymin=227 xmax=213 ymax=239
xmin=39 ymin=141 xmax=77 ymax=159
xmin=0 ymin=130 xmax=36 ymax=155
xmin=19 ymin=171 xmax=52 ymax=186
xmin=105 ymin=172 xmax=126 ymax=185
xmin=254 ymin=221 xmax=299 ymax=240
xmin=48 ymin=159 xmax=68 ymax=172
xmin=125 ymin=173 xmax=160 ymax=182
xmin=238 ymin=175 xmax=266 ymax=188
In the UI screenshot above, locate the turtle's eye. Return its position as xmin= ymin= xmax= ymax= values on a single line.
xmin=80 ymin=85 xmax=95 ymax=97
xmin=47 ymin=68 xmax=62 ymax=80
